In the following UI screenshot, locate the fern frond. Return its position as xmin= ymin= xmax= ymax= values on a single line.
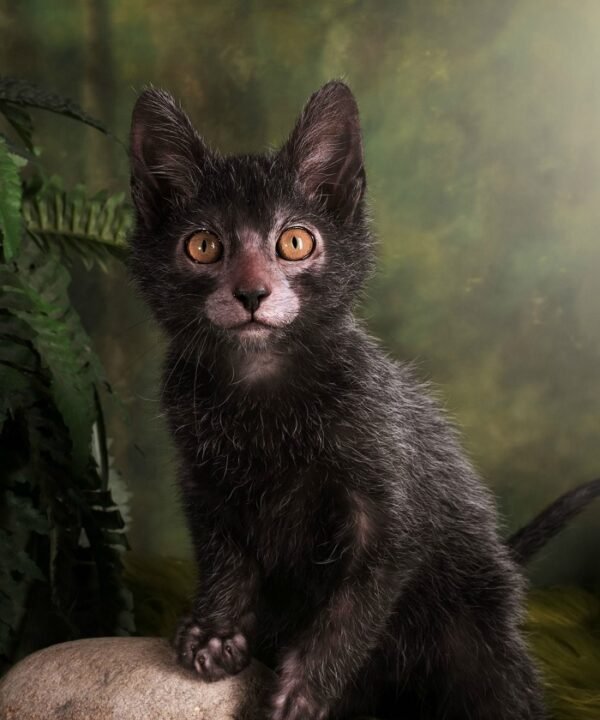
xmin=0 ymin=132 xmax=34 ymax=164
xmin=0 ymin=77 xmax=107 ymax=134
xmin=0 ymin=77 xmax=135 ymax=668
xmin=0 ymin=136 xmax=23 ymax=261
xmin=0 ymin=100 xmax=34 ymax=151
xmin=22 ymin=182 xmax=131 ymax=270
xmin=0 ymin=240 xmax=102 ymax=473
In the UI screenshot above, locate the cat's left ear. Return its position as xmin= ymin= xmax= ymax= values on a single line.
xmin=129 ymin=88 xmax=209 ymax=228
xmin=281 ymin=81 xmax=366 ymax=220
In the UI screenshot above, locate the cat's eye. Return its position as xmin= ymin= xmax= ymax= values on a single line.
xmin=276 ymin=227 xmax=315 ymax=261
xmin=185 ymin=231 xmax=223 ymax=264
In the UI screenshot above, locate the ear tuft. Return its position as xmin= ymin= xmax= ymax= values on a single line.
xmin=282 ymin=81 xmax=366 ymax=219
xmin=129 ymin=88 xmax=208 ymax=227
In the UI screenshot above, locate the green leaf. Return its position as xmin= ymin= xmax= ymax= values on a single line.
xmin=22 ymin=181 xmax=132 ymax=270
xmin=0 ymin=132 xmax=32 ymax=166
xmin=0 ymin=77 xmax=107 ymax=135
xmin=91 ymin=391 xmax=109 ymax=492
xmin=0 ymin=135 xmax=23 ymax=261
xmin=0 ymin=240 xmax=101 ymax=473
xmin=0 ymin=101 xmax=34 ymax=151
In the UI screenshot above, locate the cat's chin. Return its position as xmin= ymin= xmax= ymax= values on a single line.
xmin=231 ymin=321 xmax=274 ymax=339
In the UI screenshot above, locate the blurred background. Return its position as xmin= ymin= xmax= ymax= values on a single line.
xmin=1 ymin=0 xmax=598 ymax=591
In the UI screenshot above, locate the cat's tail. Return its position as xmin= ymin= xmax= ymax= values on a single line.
xmin=507 ymin=477 xmax=600 ymax=564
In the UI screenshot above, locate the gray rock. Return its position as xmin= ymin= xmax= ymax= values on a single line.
xmin=0 ymin=637 xmax=273 ymax=720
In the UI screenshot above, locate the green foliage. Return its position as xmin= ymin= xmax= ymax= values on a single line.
xmin=2 ymin=239 xmax=101 ymax=473
xmin=528 ymin=587 xmax=600 ymax=719
xmin=22 ymin=181 xmax=131 ymax=270
xmin=0 ymin=77 xmax=107 ymax=138
xmin=0 ymin=138 xmax=22 ymax=261
xmin=0 ymin=77 xmax=133 ymax=671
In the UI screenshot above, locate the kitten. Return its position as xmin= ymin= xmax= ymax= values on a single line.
xmin=128 ymin=81 xmax=599 ymax=720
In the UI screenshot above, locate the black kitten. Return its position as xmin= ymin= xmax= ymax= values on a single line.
xmin=128 ymin=82 xmax=599 ymax=720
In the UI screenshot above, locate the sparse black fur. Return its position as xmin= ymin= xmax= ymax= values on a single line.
xmin=128 ymin=82 xmax=597 ymax=719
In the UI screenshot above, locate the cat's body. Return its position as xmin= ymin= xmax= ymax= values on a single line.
xmin=128 ymin=82 xmax=597 ymax=719
xmin=164 ymin=326 xmax=537 ymax=718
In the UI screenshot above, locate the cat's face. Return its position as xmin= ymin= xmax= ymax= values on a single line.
xmin=128 ymin=82 xmax=373 ymax=375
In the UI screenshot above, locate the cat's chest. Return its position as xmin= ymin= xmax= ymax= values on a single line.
xmin=231 ymin=470 xmax=347 ymax=576
xmin=176 ymin=377 xmax=332 ymax=465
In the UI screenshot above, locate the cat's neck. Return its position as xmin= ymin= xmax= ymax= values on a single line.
xmin=161 ymin=315 xmax=376 ymax=472
xmin=163 ymin=313 xmax=365 ymax=407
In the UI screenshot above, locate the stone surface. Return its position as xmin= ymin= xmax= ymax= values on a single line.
xmin=0 ymin=637 xmax=273 ymax=720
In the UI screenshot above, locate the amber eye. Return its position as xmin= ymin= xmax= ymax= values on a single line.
xmin=276 ymin=227 xmax=315 ymax=261
xmin=185 ymin=231 xmax=223 ymax=264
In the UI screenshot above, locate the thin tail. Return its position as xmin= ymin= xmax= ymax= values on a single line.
xmin=508 ymin=477 xmax=600 ymax=564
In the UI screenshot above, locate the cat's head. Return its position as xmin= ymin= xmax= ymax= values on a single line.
xmin=128 ymin=81 xmax=373 ymax=378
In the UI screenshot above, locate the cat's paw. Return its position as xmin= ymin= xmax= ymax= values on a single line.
xmin=270 ymin=684 xmax=330 ymax=720
xmin=174 ymin=614 xmax=251 ymax=681
xmin=269 ymin=665 xmax=330 ymax=720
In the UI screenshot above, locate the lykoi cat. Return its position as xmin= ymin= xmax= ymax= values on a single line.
xmin=128 ymin=81 xmax=599 ymax=720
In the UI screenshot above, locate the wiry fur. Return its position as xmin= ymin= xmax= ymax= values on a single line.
xmin=126 ymin=81 xmax=595 ymax=719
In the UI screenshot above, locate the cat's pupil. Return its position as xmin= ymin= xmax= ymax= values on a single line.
xmin=201 ymin=239 xmax=207 ymax=252
xmin=292 ymin=236 xmax=299 ymax=249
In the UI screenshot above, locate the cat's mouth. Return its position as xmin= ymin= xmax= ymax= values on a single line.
xmin=231 ymin=319 xmax=273 ymax=335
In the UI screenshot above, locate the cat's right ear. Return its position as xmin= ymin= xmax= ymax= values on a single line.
xmin=129 ymin=88 xmax=208 ymax=228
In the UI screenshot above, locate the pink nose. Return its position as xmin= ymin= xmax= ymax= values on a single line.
xmin=233 ymin=287 xmax=270 ymax=313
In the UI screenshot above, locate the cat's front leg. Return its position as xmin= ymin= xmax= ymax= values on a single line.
xmin=268 ymin=561 xmax=400 ymax=720
xmin=174 ymin=503 xmax=259 ymax=681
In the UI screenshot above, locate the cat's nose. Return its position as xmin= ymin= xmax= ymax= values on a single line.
xmin=233 ymin=286 xmax=271 ymax=313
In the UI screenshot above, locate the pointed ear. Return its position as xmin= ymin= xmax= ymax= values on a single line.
xmin=129 ymin=88 xmax=208 ymax=227
xmin=281 ymin=81 xmax=366 ymax=219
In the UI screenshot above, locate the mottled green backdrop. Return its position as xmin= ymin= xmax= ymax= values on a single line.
xmin=2 ymin=0 xmax=598 ymax=586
